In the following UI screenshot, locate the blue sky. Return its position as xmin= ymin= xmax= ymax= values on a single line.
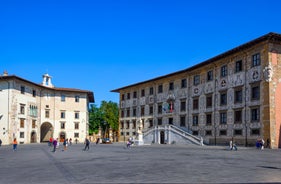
xmin=1 ymin=0 xmax=281 ymax=106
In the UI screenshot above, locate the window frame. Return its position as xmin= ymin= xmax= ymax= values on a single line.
xmin=221 ymin=65 xmax=228 ymax=77
xmin=252 ymin=53 xmax=261 ymax=67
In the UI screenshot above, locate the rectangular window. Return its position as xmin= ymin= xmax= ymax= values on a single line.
xmin=149 ymin=106 xmax=153 ymax=115
xmin=220 ymin=92 xmax=227 ymax=105
xmin=169 ymin=82 xmax=174 ymax=90
xmin=29 ymin=105 xmax=38 ymax=117
xmin=127 ymin=93 xmax=130 ymax=100
xmin=251 ymin=128 xmax=260 ymax=135
xmin=32 ymin=90 xmax=36 ymax=97
xmin=75 ymin=96 xmax=79 ymax=102
xmin=141 ymin=106 xmax=145 ymax=116
xmin=220 ymin=130 xmax=227 ymax=136
xmin=220 ymin=112 xmax=227 ymax=124
xmin=141 ymin=89 xmax=145 ymax=97
xmin=149 ymin=87 xmax=154 ymax=95
xmin=207 ymin=70 xmax=213 ymax=81
xmin=234 ymin=110 xmax=242 ymax=123
xmin=206 ymin=114 xmax=212 ymax=125
xmin=181 ymin=79 xmax=187 ymax=88
xmin=132 ymin=120 xmax=136 ymax=129
xmin=180 ymin=116 xmax=186 ymax=127
xmin=121 ymin=110 xmax=124 ymax=118
xmin=149 ymin=119 xmax=153 ymax=128
xmin=234 ymin=129 xmax=242 ymax=136
xmin=61 ymin=95 xmax=65 ymax=102
xmin=221 ymin=65 xmax=228 ymax=77
xmin=20 ymin=132 xmax=24 ymax=138
xmin=126 ymin=121 xmax=130 ymax=129
xmin=158 ymin=118 xmax=162 ymax=125
xmin=32 ymin=120 xmax=36 ymax=128
xmin=75 ymin=122 xmax=79 ymax=129
xmin=235 ymin=60 xmax=243 ymax=72
xmin=206 ymin=96 xmax=212 ymax=108
xmin=61 ymin=111 xmax=65 ymax=119
xmin=180 ymin=101 xmax=186 ymax=112
xmin=158 ymin=84 xmax=163 ymax=93
xmin=251 ymin=108 xmax=260 ymax=121
xmin=205 ymin=130 xmax=212 ymax=136
xmin=20 ymin=118 xmax=24 ymax=128
xmin=75 ymin=112 xmax=79 ymax=119
xmin=252 ymin=53 xmax=260 ymax=67
xmin=20 ymin=86 xmax=25 ymax=94
xmin=252 ymin=85 xmax=260 ymax=100
xmin=126 ymin=109 xmax=130 ymax=117
xmin=74 ymin=133 xmax=79 ymax=138
xmin=169 ymin=118 xmax=173 ymax=125
xmin=235 ymin=89 xmax=243 ymax=103
xmin=61 ymin=122 xmax=65 ymax=129
xmin=121 ymin=94 xmax=125 ymax=101
xmin=192 ymin=115 xmax=198 ymax=126
xmin=20 ymin=104 xmax=25 ymax=114
xmin=45 ymin=110 xmax=50 ymax=118
xmin=193 ymin=75 xmax=200 ymax=86
xmin=193 ymin=98 xmax=199 ymax=110
xmin=133 ymin=91 xmax=137 ymax=98
xmin=133 ymin=108 xmax=136 ymax=117
xmin=158 ymin=104 xmax=162 ymax=114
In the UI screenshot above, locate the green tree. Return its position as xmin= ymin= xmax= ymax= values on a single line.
xmin=88 ymin=101 xmax=119 ymax=141
xmin=88 ymin=104 xmax=103 ymax=135
xmin=100 ymin=101 xmax=119 ymax=141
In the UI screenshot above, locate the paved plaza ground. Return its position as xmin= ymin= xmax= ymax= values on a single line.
xmin=0 ymin=142 xmax=280 ymax=184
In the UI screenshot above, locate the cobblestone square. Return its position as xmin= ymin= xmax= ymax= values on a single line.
xmin=0 ymin=143 xmax=280 ymax=184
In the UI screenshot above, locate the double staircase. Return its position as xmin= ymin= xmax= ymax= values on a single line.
xmin=142 ymin=125 xmax=202 ymax=146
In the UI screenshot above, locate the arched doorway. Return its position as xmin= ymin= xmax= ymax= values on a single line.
xmin=40 ymin=122 xmax=53 ymax=142
xmin=30 ymin=131 xmax=37 ymax=143
xmin=160 ymin=131 xmax=165 ymax=144
xmin=59 ymin=132 xmax=66 ymax=142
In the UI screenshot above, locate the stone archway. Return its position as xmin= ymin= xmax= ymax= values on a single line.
xmin=41 ymin=122 xmax=53 ymax=142
xmin=30 ymin=131 xmax=37 ymax=143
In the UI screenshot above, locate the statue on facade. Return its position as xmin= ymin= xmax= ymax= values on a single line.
xmin=138 ymin=119 xmax=143 ymax=134
xmin=137 ymin=118 xmax=144 ymax=145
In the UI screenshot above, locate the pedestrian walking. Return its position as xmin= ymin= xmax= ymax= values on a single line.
xmin=53 ymin=138 xmax=58 ymax=152
xmin=83 ymin=138 xmax=90 ymax=151
xmin=49 ymin=137 xmax=53 ymax=147
xmin=261 ymin=139 xmax=265 ymax=150
xmin=13 ymin=138 xmax=17 ymax=151
xmin=0 ymin=139 xmax=2 ymax=147
xmin=126 ymin=139 xmax=131 ymax=149
xmin=75 ymin=138 xmax=78 ymax=144
xmin=63 ymin=138 xmax=68 ymax=151
xmin=96 ymin=138 xmax=100 ymax=144
xmin=69 ymin=138 xmax=72 ymax=146
xmin=266 ymin=138 xmax=270 ymax=148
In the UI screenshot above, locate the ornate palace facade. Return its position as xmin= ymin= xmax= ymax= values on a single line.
xmin=0 ymin=73 xmax=94 ymax=145
xmin=112 ymin=32 xmax=281 ymax=148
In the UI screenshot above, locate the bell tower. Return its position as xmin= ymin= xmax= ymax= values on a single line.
xmin=42 ymin=73 xmax=54 ymax=88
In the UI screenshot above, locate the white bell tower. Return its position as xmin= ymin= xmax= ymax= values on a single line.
xmin=42 ymin=73 xmax=54 ymax=88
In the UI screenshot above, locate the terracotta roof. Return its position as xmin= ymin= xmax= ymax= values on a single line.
xmin=111 ymin=32 xmax=281 ymax=92
xmin=0 ymin=75 xmax=95 ymax=102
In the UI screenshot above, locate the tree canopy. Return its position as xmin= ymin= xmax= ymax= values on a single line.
xmin=88 ymin=101 xmax=119 ymax=139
